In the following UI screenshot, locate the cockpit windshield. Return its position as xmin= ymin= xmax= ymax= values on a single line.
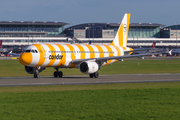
xmin=24 ymin=49 xmax=38 ymax=53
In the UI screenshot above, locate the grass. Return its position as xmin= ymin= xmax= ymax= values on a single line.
xmin=0 ymin=82 xmax=180 ymax=120
xmin=1 ymin=59 xmax=180 ymax=77
xmin=1 ymin=59 xmax=180 ymax=119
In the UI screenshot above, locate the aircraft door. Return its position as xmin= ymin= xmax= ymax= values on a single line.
xmin=39 ymin=45 xmax=47 ymax=59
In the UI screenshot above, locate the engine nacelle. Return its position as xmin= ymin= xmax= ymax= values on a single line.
xmin=25 ymin=66 xmax=45 ymax=74
xmin=79 ymin=61 xmax=99 ymax=74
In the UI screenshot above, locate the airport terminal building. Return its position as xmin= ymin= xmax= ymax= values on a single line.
xmin=64 ymin=23 xmax=163 ymax=38
xmin=1 ymin=20 xmax=180 ymax=52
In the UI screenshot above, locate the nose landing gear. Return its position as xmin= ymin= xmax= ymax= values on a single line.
xmin=34 ymin=68 xmax=40 ymax=78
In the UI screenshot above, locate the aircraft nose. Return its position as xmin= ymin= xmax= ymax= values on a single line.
xmin=19 ymin=53 xmax=33 ymax=66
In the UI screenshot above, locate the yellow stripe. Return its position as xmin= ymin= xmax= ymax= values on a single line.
xmin=75 ymin=44 xmax=85 ymax=59
xmin=114 ymin=46 xmax=121 ymax=56
xmin=66 ymin=44 xmax=76 ymax=60
xmin=56 ymin=44 xmax=66 ymax=66
xmin=118 ymin=24 xmax=123 ymax=46
xmin=84 ymin=44 xmax=95 ymax=58
xmin=65 ymin=44 xmax=76 ymax=68
xmin=33 ymin=44 xmax=46 ymax=67
xmin=69 ymin=63 xmax=76 ymax=68
xmin=110 ymin=41 xmax=115 ymax=46
xmin=126 ymin=14 xmax=131 ymax=46
xmin=122 ymin=47 xmax=126 ymax=51
xmin=104 ymin=60 xmax=118 ymax=66
xmin=46 ymin=44 xmax=56 ymax=67
xmin=94 ymin=45 xmax=104 ymax=58
xmin=104 ymin=45 xmax=113 ymax=57
xmin=104 ymin=45 xmax=113 ymax=65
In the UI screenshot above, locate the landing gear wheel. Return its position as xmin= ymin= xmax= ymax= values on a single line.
xmin=58 ymin=71 xmax=63 ymax=78
xmin=34 ymin=74 xmax=39 ymax=78
xmin=93 ymin=72 xmax=99 ymax=78
xmin=54 ymin=71 xmax=58 ymax=78
xmin=89 ymin=74 xmax=94 ymax=78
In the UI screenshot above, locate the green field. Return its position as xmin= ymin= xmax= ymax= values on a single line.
xmin=1 ymin=59 xmax=180 ymax=77
xmin=1 ymin=59 xmax=180 ymax=119
xmin=0 ymin=83 xmax=180 ymax=120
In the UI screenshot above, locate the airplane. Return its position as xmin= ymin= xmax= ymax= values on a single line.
xmin=16 ymin=13 xmax=158 ymax=78
xmin=170 ymin=49 xmax=180 ymax=56
xmin=0 ymin=40 xmax=2 ymax=52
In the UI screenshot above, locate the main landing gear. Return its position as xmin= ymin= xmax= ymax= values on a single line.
xmin=89 ymin=72 xmax=99 ymax=78
xmin=54 ymin=68 xmax=63 ymax=78
xmin=34 ymin=68 xmax=39 ymax=78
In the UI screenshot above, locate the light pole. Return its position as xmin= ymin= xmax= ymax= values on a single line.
xmin=176 ymin=23 xmax=177 ymax=48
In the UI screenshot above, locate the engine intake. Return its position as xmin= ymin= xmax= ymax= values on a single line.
xmin=79 ymin=61 xmax=99 ymax=74
xmin=25 ymin=66 xmax=45 ymax=74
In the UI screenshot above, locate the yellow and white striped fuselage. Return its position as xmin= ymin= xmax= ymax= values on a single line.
xmin=19 ymin=43 xmax=132 ymax=68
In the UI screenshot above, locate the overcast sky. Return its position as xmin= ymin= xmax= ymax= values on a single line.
xmin=0 ymin=0 xmax=179 ymax=26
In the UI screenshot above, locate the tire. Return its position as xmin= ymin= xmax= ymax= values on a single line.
xmin=89 ymin=74 xmax=94 ymax=78
xmin=34 ymin=74 xmax=39 ymax=78
xmin=58 ymin=71 xmax=63 ymax=78
xmin=93 ymin=72 xmax=99 ymax=78
xmin=54 ymin=71 xmax=58 ymax=78
xmin=34 ymin=74 xmax=37 ymax=78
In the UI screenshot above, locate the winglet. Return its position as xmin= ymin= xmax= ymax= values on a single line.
xmin=110 ymin=13 xmax=131 ymax=47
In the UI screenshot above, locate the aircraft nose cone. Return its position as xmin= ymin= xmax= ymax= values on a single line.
xmin=19 ymin=53 xmax=33 ymax=66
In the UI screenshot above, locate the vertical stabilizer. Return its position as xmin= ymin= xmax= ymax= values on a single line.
xmin=151 ymin=41 xmax=156 ymax=48
xmin=0 ymin=40 xmax=2 ymax=48
xmin=110 ymin=13 xmax=131 ymax=47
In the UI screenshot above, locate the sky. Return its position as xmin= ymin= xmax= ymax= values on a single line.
xmin=0 ymin=0 xmax=179 ymax=27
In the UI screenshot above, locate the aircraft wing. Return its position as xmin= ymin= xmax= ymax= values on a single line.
xmin=131 ymin=48 xmax=156 ymax=51
xmin=125 ymin=48 xmax=157 ymax=55
xmin=125 ymin=48 xmax=156 ymax=53
xmin=72 ymin=52 xmax=159 ymax=64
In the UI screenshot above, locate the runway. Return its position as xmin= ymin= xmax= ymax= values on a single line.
xmin=0 ymin=74 xmax=180 ymax=87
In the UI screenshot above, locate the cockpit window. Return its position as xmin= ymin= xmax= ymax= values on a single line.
xmin=25 ymin=50 xmax=31 ymax=53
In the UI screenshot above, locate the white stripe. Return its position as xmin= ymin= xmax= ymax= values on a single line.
xmin=28 ymin=45 xmax=40 ymax=66
xmin=81 ymin=44 xmax=90 ymax=59
xmin=109 ymin=46 xmax=118 ymax=56
xmin=118 ymin=46 xmax=124 ymax=56
xmin=101 ymin=45 xmax=109 ymax=57
xmin=52 ymin=44 xmax=60 ymax=66
xmin=63 ymin=45 xmax=71 ymax=67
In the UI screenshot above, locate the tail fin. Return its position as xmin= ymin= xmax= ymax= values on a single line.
xmin=110 ymin=13 xmax=131 ymax=47
xmin=0 ymin=40 xmax=2 ymax=48
xmin=151 ymin=41 xmax=156 ymax=48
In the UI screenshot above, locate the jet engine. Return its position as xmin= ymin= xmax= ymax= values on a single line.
xmin=79 ymin=61 xmax=99 ymax=74
xmin=25 ymin=66 xmax=45 ymax=74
